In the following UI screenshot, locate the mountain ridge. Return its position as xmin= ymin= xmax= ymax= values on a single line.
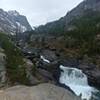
xmin=0 ymin=9 xmax=32 ymax=35
xmin=34 ymin=0 xmax=100 ymax=35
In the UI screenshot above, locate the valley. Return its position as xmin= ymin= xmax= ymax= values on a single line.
xmin=0 ymin=0 xmax=100 ymax=100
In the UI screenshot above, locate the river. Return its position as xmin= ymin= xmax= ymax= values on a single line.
xmin=40 ymin=56 xmax=100 ymax=100
xmin=59 ymin=65 xmax=100 ymax=100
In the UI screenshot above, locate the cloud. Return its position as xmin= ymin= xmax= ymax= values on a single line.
xmin=0 ymin=0 xmax=83 ymax=26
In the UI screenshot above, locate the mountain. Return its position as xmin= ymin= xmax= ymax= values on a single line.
xmin=34 ymin=0 xmax=100 ymax=35
xmin=0 ymin=9 xmax=32 ymax=35
xmin=28 ymin=0 xmax=100 ymax=89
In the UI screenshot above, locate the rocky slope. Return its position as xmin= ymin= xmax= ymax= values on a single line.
xmin=26 ymin=0 xmax=100 ymax=89
xmin=0 ymin=83 xmax=80 ymax=100
xmin=0 ymin=33 xmax=56 ymax=86
xmin=0 ymin=9 xmax=32 ymax=35
xmin=34 ymin=0 xmax=100 ymax=35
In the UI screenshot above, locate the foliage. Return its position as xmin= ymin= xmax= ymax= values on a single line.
xmin=64 ymin=10 xmax=100 ymax=56
xmin=0 ymin=33 xmax=28 ymax=85
xmin=35 ymin=17 xmax=65 ymax=36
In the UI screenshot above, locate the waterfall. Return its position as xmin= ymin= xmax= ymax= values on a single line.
xmin=59 ymin=65 xmax=99 ymax=100
xmin=39 ymin=56 xmax=100 ymax=100
xmin=40 ymin=55 xmax=50 ymax=63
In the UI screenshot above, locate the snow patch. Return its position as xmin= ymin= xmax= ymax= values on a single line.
xmin=16 ymin=22 xmax=27 ymax=32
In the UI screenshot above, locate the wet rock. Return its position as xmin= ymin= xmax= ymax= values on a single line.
xmin=85 ymin=68 xmax=100 ymax=89
xmin=22 ymin=47 xmax=40 ymax=59
xmin=37 ymin=68 xmax=54 ymax=81
xmin=24 ymin=59 xmax=56 ymax=85
xmin=41 ymin=49 xmax=58 ymax=62
xmin=60 ymin=58 xmax=79 ymax=67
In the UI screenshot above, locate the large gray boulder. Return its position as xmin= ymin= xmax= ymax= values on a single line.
xmin=0 ymin=83 xmax=81 ymax=100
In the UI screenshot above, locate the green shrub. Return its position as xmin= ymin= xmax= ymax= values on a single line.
xmin=0 ymin=33 xmax=28 ymax=85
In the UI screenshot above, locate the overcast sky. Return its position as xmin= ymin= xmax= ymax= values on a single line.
xmin=0 ymin=0 xmax=83 ymax=26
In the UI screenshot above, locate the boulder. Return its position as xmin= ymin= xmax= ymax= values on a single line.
xmin=37 ymin=68 xmax=54 ymax=81
xmin=0 ymin=83 xmax=81 ymax=100
xmin=24 ymin=59 xmax=40 ymax=85
xmin=41 ymin=50 xmax=58 ymax=62
xmin=24 ymin=59 xmax=55 ymax=85
xmin=84 ymin=68 xmax=100 ymax=89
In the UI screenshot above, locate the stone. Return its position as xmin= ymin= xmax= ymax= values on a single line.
xmin=0 ymin=52 xmax=6 ymax=87
xmin=0 ymin=83 xmax=81 ymax=100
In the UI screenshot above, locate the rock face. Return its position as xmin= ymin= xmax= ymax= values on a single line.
xmin=0 ymin=48 xmax=6 ymax=87
xmin=0 ymin=9 xmax=32 ymax=34
xmin=24 ymin=58 xmax=55 ymax=85
xmin=0 ymin=83 xmax=80 ymax=100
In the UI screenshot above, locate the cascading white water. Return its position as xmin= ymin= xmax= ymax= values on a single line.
xmin=39 ymin=56 xmax=100 ymax=100
xmin=40 ymin=55 xmax=50 ymax=63
xmin=59 ymin=65 xmax=98 ymax=100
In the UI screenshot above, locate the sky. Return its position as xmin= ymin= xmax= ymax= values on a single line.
xmin=0 ymin=0 xmax=83 ymax=26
